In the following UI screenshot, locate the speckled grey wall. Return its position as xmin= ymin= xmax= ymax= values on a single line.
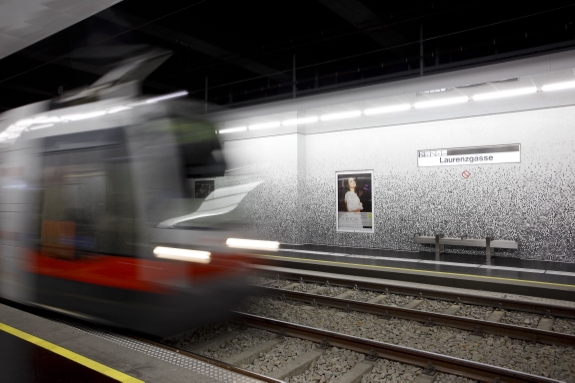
xmin=303 ymin=106 xmax=575 ymax=261
xmin=221 ymin=106 xmax=575 ymax=261
xmin=218 ymin=134 xmax=301 ymax=244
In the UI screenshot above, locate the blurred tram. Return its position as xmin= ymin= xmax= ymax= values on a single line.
xmin=0 ymin=50 xmax=255 ymax=336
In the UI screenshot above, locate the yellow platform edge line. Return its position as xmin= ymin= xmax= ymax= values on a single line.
xmin=0 ymin=322 xmax=144 ymax=383
xmin=250 ymin=253 xmax=575 ymax=289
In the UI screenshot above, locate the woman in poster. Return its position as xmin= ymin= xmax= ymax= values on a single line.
xmin=344 ymin=177 xmax=363 ymax=212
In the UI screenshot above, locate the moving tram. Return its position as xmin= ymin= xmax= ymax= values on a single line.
xmin=0 ymin=50 xmax=255 ymax=336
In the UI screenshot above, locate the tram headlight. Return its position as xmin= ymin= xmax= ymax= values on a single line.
xmin=226 ymin=238 xmax=279 ymax=251
xmin=153 ymin=247 xmax=211 ymax=263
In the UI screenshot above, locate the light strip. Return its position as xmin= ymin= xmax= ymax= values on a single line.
xmin=320 ymin=110 xmax=361 ymax=121
xmin=153 ymin=246 xmax=211 ymax=263
xmin=541 ymin=80 xmax=575 ymax=92
xmin=363 ymin=104 xmax=411 ymax=115
xmin=282 ymin=116 xmax=319 ymax=126
xmin=226 ymin=238 xmax=280 ymax=251
xmin=146 ymin=90 xmax=188 ymax=103
xmin=413 ymin=96 xmax=469 ymax=109
xmin=219 ymin=126 xmax=247 ymax=134
xmin=248 ymin=121 xmax=280 ymax=130
xmin=472 ymin=87 xmax=537 ymax=101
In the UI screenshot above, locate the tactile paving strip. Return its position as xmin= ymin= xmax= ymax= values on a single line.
xmin=53 ymin=318 xmax=264 ymax=383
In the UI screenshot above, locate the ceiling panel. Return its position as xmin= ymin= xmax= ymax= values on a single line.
xmin=0 ymin=0 xmax=120 ymax=60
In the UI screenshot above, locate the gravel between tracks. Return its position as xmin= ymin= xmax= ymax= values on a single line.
xmin=500 ymin=311 xmax=541 ymax=328
xmin=244 ymin=336 xmax=316 ymax=375
xmin=165 ymin=322 xmax=241 ymax=348
xmin=288 ymin=346 xmax=363 ymax=382
xmin=554 ymin=318 xmax=575 ymax=334
xmin=203 ymin=327 xmax=277 ymax=360
xmin=454 ymin=304 xmax=493 ymax=320
xmin=416 ymin=299 xmax=452 ymax=313
xmin=240 ymin=296 xmax=575 ymax=381
xmin=362 ymin=359 xmax=477 ymax=383
xmin=292 ymin=283 xmax=324 ymax=293
xmin=349 ymin=290 xmax=382 ymax=302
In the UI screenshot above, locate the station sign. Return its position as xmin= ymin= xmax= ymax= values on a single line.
xmin=417 ymin=144 xmax=520 ymax=167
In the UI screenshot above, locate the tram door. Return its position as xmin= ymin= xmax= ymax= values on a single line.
xmin=35 ymin=128 xmax=139 ymax=318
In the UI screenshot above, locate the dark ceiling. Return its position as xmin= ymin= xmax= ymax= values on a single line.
xmin=1 ymin=0 xmax=575 ymax=112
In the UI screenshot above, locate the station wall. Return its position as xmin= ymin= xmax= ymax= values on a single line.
xmin=222 ymin=105 xmax=575 ymax=261
xmin=220 ymin=134 xmax=302 ymax=245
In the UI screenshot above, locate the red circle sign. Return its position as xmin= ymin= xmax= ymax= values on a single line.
xmin=462 ymin=170 xmax=471 ymax=179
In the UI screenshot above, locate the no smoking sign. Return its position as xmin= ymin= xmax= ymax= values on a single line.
xmin=462 ymin=170 xmax=471 ymax=179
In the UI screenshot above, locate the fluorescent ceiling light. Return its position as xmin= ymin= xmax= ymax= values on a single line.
xmin=226 ymin=238 xmax=280 ymax=251
xmin=363 ymin=104 xmax=411 ymax=115
xmin=282 ymin=116 xmax=319 ymax=126
xmin=248 ymin=121 xmax=280 ymax=130
xmin=413 ymin=96 xmax=469 ymax=109
xmin=153 ymin=246 xmax=211 ymax=263
xmin=320 ymin=110 xmax=361 ymax=121
xmin=541 ymin=80 xmax=575 ymax=92
xmin=219 ymin=126 xmax=247 ymax=134
xmin=146 ymin=90 xmax=188 ymax=103
xmin=472 ymin=87 xmax=537 ymax=101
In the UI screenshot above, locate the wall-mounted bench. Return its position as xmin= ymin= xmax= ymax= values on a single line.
xmin=413 ymin=234 xmax=519 ymax=262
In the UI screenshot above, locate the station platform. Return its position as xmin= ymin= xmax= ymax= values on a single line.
xmin=244 ymin=244 xmax=575 ymax=301
xmin=0 ymin=301 xmax=263 ymax=383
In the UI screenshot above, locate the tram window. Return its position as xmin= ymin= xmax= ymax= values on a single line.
xmin=168 ymin=118 xmax=226 ymax=183
xmin=40 ymin=129 xmax=136 ymax=258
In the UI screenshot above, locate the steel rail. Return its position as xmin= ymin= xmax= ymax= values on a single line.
xmin=256 ymin=270 xmax=575 ymax=319
xmin=233 ymin=312 xmax=563 ymax=383
xmin=253 ymin=285 xmax=575 ymax=347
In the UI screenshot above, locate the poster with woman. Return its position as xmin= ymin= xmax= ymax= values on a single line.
xmin=194 ymin=179 xmax=215 ymax=198
xmin=336 ymin=171 xmax=374 ymax=233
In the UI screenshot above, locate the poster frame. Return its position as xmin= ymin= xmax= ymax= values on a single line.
xmin=192 ymin=178 xmax=216 ymax=199
xmin=335 ymin=170 xmax=374 ymax=234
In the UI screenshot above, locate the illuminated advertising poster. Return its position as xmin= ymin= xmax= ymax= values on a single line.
xmin=336 ymin=171 xmax=374 ymax=233
xmin=194 ymin=179 xmax=215 ymax=198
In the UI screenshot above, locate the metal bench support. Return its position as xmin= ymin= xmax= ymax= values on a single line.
xmin=486 ymin=236 xmax=493 ymax=264
xmin=413 ymin=234 xmax=518 ymax=261
xmin=434 ymin=234 xmax=444 ymax=259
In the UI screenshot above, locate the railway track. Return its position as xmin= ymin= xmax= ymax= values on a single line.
xmin=252 ymin=284 xmax=575 ymax=347
xmin=30 ymin=298 xmax=570 ymax=382
xmin=161 ymin=309 xmax=567 ymax=382
xmin=229 ymin=270 xmax=575 ymax=381
xmin=18 ymin=268 xmax=575 ymax=383
xmin=234 ymin=311 xmax=562 ymax=383
xmin=254 ymin=270 xmax=575 ymax=320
